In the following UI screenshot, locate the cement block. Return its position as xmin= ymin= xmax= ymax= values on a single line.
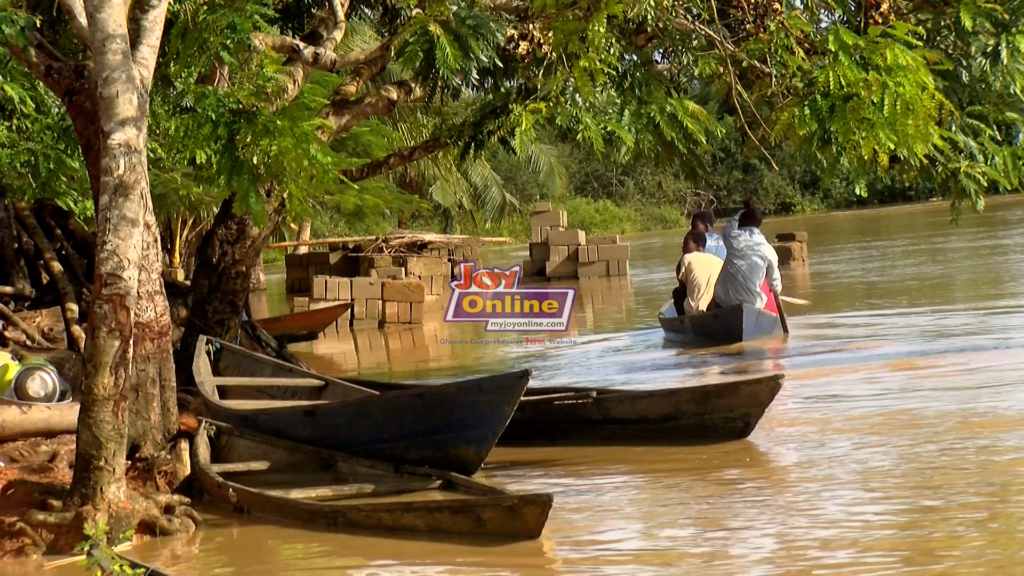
xmin=351 ymin=318 xmax=380 ymax=330
xmin=384 ymin=301 xmax=400 ymax=323
xmin=410 ymin=303 xmax=424 ymax=324
xmin=293 ymin=296 xmax=309 ymax=308
xmin=312 ymin=275 xmax=328 ymax=299
xmin=336 ymin=277 xmax=352 ymax=301
xmin=588 ymin=235 xmax=619 ymax=245
xmin=307 ymin=252 xmax=331 ymax=265
xmin=774 ymin=241 xmax=808 ymax=266
xmin=547 ymin=228 xmax=585 ymax=246
xmin=598 ymin=244 xmax=630 ymax=261
xmin=382 ymin=279 xmax=426 ymax=303
xmin=366 ymin=299 xmax=382 ymax=320
xmin=546 ymin=259 xmax=578 ymax=278
xmin=352 ymin=299 xmax=367 ymax=320
xmin=578 ymin=245 xmax=591 ymax=263
xmin=398 ymin=302 xmax=412 ymax=323
xmin=285 ymin=253 xmax=303 ymax=268
xmin=529 ymin=243 xmax=550 ymax=261
xmin=358 ymin=254 xmax=393 ymax=277
xmin=523 ymin=259 xmax=546 ymax=277
xmin=406 ymin=256 xmax=447 ymax=277
xmin=530 ymin=210 xmax=565 ymax=228
xmin=776 ymin=232 xmax=808 ymax=243
xmin=533 ymin=202 xmax=552 ymax=212
xmin=372 ymin=266 xmax=406 ymax=280
xmin=351 ymin=277 xmax=381 ymax=300
xmin=578 ymin=261 xmax=609 ymax=278
xmin=608 ymin=260 xmax=619 ymax=276
xmin=531 ymin=227 xmax=542 ymax=243
xmin=552 ymin=245 xmax=569 ymax=260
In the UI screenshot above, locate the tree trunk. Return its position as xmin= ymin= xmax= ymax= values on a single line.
xmin=0 ymin=198 xmax=31 ymax=291
xmin=175 ymin=193 xmax=284 ymax=386
xmin=250 ymin=256 xmax=267 ymax=291
xmin=294 ymin=220 xmax=312 ymax=254
xmin=69 ymin=0 xmax=177 ymax=508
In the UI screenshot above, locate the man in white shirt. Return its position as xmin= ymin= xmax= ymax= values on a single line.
xmin=713 ymin=206 xmax=782 ymax=309
xmin=673 ymin=231 xmax=724 ymax=315
xmin=689 ymin=211 xmax=727 ymax=260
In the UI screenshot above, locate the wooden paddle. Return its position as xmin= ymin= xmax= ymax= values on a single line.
xmin=773 ymin=291 xmax=790 ymax=335
xmin=778 ymin=295 xmax=810 ymax=306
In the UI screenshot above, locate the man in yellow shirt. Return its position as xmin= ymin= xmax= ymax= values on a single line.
xmin=672 ymin=231 xmax=724 ymax=315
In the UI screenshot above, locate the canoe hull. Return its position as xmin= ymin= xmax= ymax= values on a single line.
xmin=498 ymin=375 xmax=784 ymax=445
xmin=658 ymin=299 xmax=783 ymax=344
xmin=194 ymin=336 xmax=529 ymax=475
xmin=192 ymin=420 xmax=553 ymax=540
xmin=255 ymin=303 xmax=352 ymax=337
xmin=343 ymin=374 xmax=784 ymax=447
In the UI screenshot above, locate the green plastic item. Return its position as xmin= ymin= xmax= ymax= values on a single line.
xmin=0 ymin=351 xmax=20 ymax=396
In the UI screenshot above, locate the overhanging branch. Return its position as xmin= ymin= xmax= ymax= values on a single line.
xmin=321 ymin=80 xmax=426 ymax=141
xmin=59 ymin=0 xmax=91 ymax=50
xmin=252 ymin=33 xmax=390 ymax=75
xmin=339 ymin=137 xmax=448 ymax=182
xmin=129 ymin=0 xmax=170 ymax=89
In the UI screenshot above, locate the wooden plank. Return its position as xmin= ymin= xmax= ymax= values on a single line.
xmin=520 ymin=391 xmax=596 ymax=403
xmin=213 ymin=377 xmax=324 ymax=388
xmin=221 ymin=399 xmax=330 ymax=409
xmin=210 ymin=460 xmax=272 ymax=473
xmin=263 ymin=479 xmax=443 ymax=501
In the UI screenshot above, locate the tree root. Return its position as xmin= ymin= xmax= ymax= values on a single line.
xmin=13 ymin=521 xmax=46 ymax=553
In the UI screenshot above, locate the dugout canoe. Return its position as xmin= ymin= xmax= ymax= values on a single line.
xmin=192 ymin=419 xmax=553 ymax=540
xmin=255 ymin=302 xmax=352 ymax=338
xmin=658 ymin=299 xmax=784 ymax=344
xmin=192 ymin=335 xmax=530 ymax=475
xmin=344 ymin=374 xmax=784 ymax=446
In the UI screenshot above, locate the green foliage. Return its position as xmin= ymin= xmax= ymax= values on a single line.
xmin=74 ymin=520 xmax=145 ymax=576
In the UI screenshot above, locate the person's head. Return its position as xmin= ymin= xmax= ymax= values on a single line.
xmin=682 ymin=230 xmax=707 ymax=255
xmin=738 ymin=207 xmax=763 ymax=229
xmin=689 ymin=211 xmax=715 ymax=233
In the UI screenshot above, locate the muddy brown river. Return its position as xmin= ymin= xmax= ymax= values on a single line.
xmin=75 ymin=198 xmax=1024 ymax=574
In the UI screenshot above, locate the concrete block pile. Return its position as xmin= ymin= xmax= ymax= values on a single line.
xmin=773 ymin=232 xmax=808 ymax=267
xmin=285 ymin=235 xmax=477 ymax=295
xmin=524 ymin=203 xmax=631 ymax=280
xmin=296 ymin=275 xmax=426 ymax=330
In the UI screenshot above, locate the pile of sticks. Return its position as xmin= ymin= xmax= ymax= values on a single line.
xmin=0 ymin=198 xmax=94 ymax=354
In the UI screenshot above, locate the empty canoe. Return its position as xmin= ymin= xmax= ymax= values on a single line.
xmin=658 ymin=299 xmax=783 ymax=344
xmin=192 ymin=335 xmax=529 ymax=475
xmin=255 ymin=302 xmax=352 ymax=337
xmin=192 ymin=419 xmax=553 ymax=540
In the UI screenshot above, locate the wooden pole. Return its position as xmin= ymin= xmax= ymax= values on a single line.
xmin=773 ymin=291 xmax=790 ymax=335
xmin=12 ymin=202 xmax=86 ymax=353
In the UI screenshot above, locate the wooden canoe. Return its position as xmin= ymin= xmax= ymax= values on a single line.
xmin=254 ymin=302 xmax=352 ymax=337
xmin=192 ymin=335 xmax=530 ymax=475
xmin=344 ymin=374 xmax=785 ymax=446
xmin=658 ymin=299 xmax=784 ymax=344
xmin=191 ymin=419 xmax=553 ymax=540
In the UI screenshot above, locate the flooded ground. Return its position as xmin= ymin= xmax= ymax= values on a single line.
xmin=119 ymin=198 xmax=1024 ymax=574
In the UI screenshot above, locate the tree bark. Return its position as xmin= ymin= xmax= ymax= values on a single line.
xmin=249 ymin=256 xmax=267 ymax=291
xmin=339 ymin=138 xmax=448 ymax=182
xmin=0 ymin=199 xmax=31 ymax=291
xmin=69 ymin=0 xmax=176 ymax=508
xmin=294 ymin=220 xmax=312 ymax=254
xmin=175 ymin=193 xmax=285 ymax=387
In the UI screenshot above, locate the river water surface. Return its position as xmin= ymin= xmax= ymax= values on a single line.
xmin=126 ymin=198 xmax=1024 ymax=574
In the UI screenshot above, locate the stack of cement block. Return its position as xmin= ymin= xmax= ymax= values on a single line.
xmin=523 ymin=203 xmax=631 ymax=280
xmin=302 ymin=275 xmax=427 ymax=330
xmin=529 ymin=202 xmax=567 ymax=242
xmin=399 ymin=256 xmax=451 ymax=296
xmin=285 ymin=237 xmax=480 ymax=295
xmin=381 ymin=279 xmax=425 ymax=325
xmin=773 ymin=232 xmax=808 ymax=267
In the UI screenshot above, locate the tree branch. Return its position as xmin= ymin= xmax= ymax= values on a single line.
xmin=321 ymin=80 xmax=425 ymax=141
xmin=6 ymin=35 xmax=75 ymax=99
xmin=669 ymin=13 xmax=772 ymax=76
xmin=59 ymin=0 xmax=91 ymax=50
xmin=339 ymin=137 xmax=448 ymax=182
xmin=128 ymin=0 xmax=170 ymax=90
xmin=267 ymin=1 xmax=351 ymax=113
xmin=252 ymin=32 xmax=390 ymax=74
xmin=481 ymin=0 xmax=531 ymax=17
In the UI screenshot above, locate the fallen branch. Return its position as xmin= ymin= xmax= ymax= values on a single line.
xmin=0 ymin=401 xmax=79 ymax=441
xmin=0 ymin=301 xmax=52 ymax=348
xmin=0 ymin=285 xmax=35 ymax=299
xmin=12 ymin=201 xmax=86 ymax=354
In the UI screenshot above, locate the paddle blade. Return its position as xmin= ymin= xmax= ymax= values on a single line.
xmin=779 ymin=296 xmax=811 ymax=305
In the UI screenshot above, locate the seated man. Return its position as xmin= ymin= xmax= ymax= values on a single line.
xmin=689 ymin=210 xmax=727 ymax=260
xmin=672 ymin=231 xmax=724 ymax=315
xmin=713 ymin=206 xmax=782 ymax=309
